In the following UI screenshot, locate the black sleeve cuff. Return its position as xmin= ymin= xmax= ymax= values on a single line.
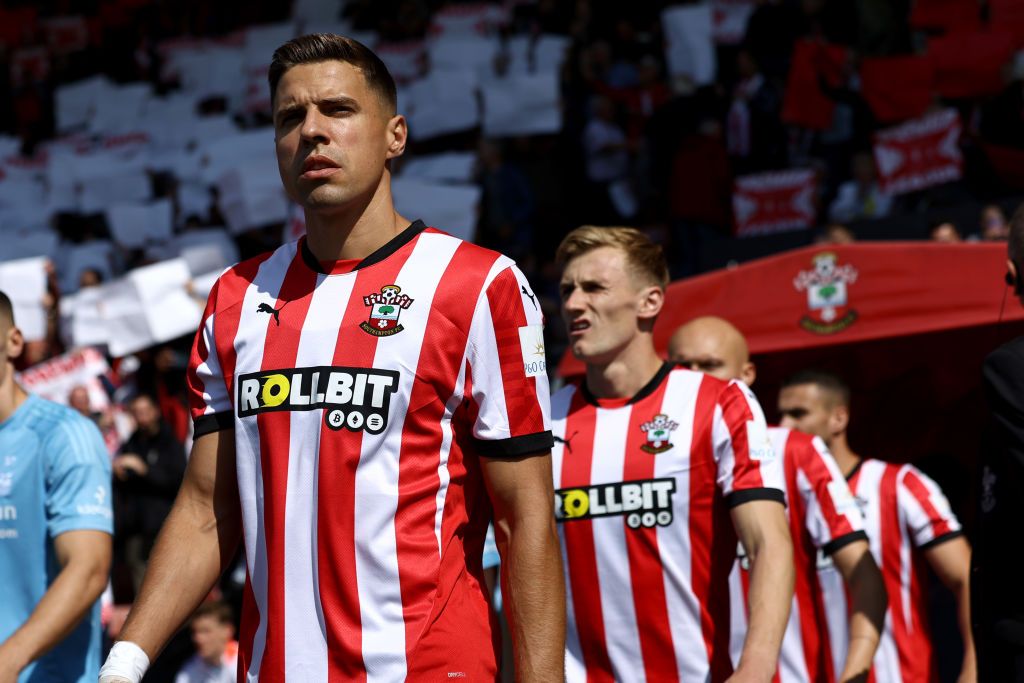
xmin=822 ymin=530 xmax=869 ymax=556
xmin=193 ymin=412 xmax=235 ymax=437
xmin=727 ymin=487 xmax=786 ymax=508
xmin=475 ymin=431 xmax=554 ymax=459
xmin=920 ymin=529 xmax=964 ymax=551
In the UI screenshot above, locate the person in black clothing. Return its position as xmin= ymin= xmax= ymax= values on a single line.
xmin=973 ymin=203 xmax=1024 ymax=682
xmin=112 ymin=393 xmax=186 ymax=600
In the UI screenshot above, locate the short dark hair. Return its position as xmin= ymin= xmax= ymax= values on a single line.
xmin=268 ymin=34 xmax=397 ymax=114
xmin=1010 ymin=203 xmax=1024 ymax=265
xmin=781 ymin=369 xmax=851 ymax=408
xmin=192 ymin=600 xmax=233 ymax=626
xmin=0 ymin=291 xmax=13 ymax=326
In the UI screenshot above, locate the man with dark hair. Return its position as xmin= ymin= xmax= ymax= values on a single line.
xmin=669 ymin=317 xmax=887 ymax=683
xmin=0 ymin=290 xmax=113 ymax=683
xmin=553 ymin=227 xmax=794 ymax=682
xmin=779 ymin=370 xmax=976 ymax=683
xmin=973 ymin=203 xmax=1024 ymax=681
xmin=101 ymin=34 xmax=563 ymax=682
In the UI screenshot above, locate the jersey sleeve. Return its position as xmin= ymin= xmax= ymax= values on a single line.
xmin=713 ymin=381 xmax=785 ymax=507
xmin=187 ymin=277 xmax=234 ymax=437
xmin=899 ymin=464 xmax=963 ymax=549
xmin=795 ymin=435 xmax=867 ymax=555
xmin=464 ymin=262 xmax=553 ymax=458
xmin=44 ymin=415 xmax=113 ymax=537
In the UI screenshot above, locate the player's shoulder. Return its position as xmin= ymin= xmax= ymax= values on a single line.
xmin=422 ymin=228 xmax=518 ymax=280
xmin=209 ymin=241 xmax=299 ymax=307
xmin=24 ymin=396 xmax=106 ymax=461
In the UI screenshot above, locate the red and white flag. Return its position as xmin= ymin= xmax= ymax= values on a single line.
xmin=873 ymin=108 xmax=962 ymax=195
xmin=733 ymin=169 xmax=817 ymax=237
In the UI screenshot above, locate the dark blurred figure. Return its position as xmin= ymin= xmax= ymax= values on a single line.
xmin=112 ymin=393 xmax=186 ymax=600
xmin=667 ymin=116 xmax=732 ymax=278
xmin=727 ymin=48 xmax=784 ymax=174
xmin=828 ymin=151 xmax=892 ymax=223
xmin=973 ymin=204 xmax=1024 ymax=682
xmin=477 ymin=139 xmax=535 ymax=262
xmin=981 ymin=204 xmax=1010 ymax=242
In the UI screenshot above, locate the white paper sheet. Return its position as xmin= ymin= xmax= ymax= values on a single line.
xmin=481 ymin=72 xmax=561 ymax=137
xmin=0 ymin=257 xmax=48 ymax=341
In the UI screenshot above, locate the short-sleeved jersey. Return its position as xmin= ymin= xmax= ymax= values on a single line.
xmin=0 ymin=394 xmax=113 ymax=683
xmin=729 ymin=427 xmax=866 ymax=683
xmin=550 ymin=365 xmax=784 ymax=683
xmin=819 ymin=459 xmax=962 ymax=683
xmin=186 ymin=222 xmax=552 ymax=681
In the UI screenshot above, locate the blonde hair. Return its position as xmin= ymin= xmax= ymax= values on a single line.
xmin=555 ymin=226 xmax=669 ymax=288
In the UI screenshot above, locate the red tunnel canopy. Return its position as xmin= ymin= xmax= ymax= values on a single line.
xmin=556 ymin=242 xmax=1024 ymax=507
xmin=559 ymin=241 xmax=1023 ymax=377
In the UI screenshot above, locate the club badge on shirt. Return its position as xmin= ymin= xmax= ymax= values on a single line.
xmin=360 ymin=284 xmax=414 ymax=337
xmin=640 ymin=414 xmax=679 ymax=454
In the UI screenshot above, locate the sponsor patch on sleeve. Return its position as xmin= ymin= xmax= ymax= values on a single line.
xmin=518 ymin=324 xmax=547 ymax=378
xmin=746 ymin=419 xmax=775 ymax=461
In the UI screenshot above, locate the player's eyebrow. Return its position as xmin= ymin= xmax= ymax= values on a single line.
xmin=274 ymin=96 xmax=361 ymax=126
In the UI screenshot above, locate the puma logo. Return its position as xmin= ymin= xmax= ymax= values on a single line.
xmin=554 ymin=431 xmax=579 ymax=454
xmin=521 ymin=285 xmax=538 ymax=310
xmin=257 ymin=302 xmax=281 ymax=326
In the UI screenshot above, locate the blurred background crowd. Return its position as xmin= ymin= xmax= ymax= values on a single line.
xmin=2 ymin=0 xmax=1023 ymax=679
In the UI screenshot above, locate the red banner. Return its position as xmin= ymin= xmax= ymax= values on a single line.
xmin=559 ymin=242 xmax=1022 ymax=377
xmin=781 ymin=40 xmax=847 ymax=130
xmin=872 ymin=109 xmax=962 ymax=195
xmin=910 ymin=0 xmax=981 ymax=33
xmin=860 ymin=56 xmax=932 ymax=123
xmin=928 ymin=30 xmax=1015 ymax=99
xmin=733 ymin=169 xmax=817 ymax=237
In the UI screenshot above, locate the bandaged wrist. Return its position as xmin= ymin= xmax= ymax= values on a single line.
xmin=99 ymin=641 xmax=150 ymax=683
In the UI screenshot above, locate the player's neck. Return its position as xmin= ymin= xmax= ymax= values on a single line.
xmin=828 ymin=435 xmax=861 ymax=477
xmin=303 ymin=176 xmax=410 ymax=262
xmin=584 ymin=340 xmax=664 ymax=400
xmin=0 ymin=369 xmax=28 ymax=425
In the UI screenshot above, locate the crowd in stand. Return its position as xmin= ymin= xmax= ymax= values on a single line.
xmin=2 ymin=1 xmax=1024 ymax=677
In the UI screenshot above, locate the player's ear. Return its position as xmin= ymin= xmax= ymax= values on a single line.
xmin=741 ymin=361 xmax=756 ymax=387
xmin=637 ymin=285 xmax=664 ymax=321
xmin=4 ymin=325 xmax=23 ymax=361
xmin=831 ymin=404 xmax=849 ymax=434
xmin=386 ymin=114 xmax=407 ymax=160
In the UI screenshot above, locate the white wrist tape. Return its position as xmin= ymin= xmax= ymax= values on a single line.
xmin=99 ymin=641 xmax=150 ymax=683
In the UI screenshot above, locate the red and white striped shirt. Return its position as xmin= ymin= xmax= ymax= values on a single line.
xmin=730 ymin=427 xmax=866 ymax=683
xmin=820 ymin=459 xmax=962 ymax=683
xmin=186 ymin=222 xmax=552 ymax=681
xmin=551 ymin=365 xmax=785 ymax=682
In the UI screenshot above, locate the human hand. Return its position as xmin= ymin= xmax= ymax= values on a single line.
xmin=113 ymin=454 xmax=148 ymax=479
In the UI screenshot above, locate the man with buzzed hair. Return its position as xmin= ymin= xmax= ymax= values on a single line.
xmin=0 ymin=291 xmax=113 ymax=683
xmin=670 ymin=317 xmax=886 ymax=683
xmin=973 ymin=203 xmax=1024 ymax=680
xmin=778 ymin=370 xmax=976 ymax=683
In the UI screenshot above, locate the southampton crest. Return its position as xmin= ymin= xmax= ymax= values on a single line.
xmin=360 ymin=285 xmax=413 ymax=337
xmin=793 ymin=252 xmax=858 ymax=334
xmin=640 ymin=414 xmax=679 ymax=454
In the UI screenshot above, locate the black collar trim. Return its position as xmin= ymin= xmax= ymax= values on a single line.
xmin=581 ymin=361 xmax=675 ymax=407
xmin=845 ymin=459 xmax=864 ymax=482
xmin=300 ymin=220 xmax=427 ymax=274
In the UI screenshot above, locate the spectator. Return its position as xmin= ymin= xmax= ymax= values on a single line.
xmin=477 ymin=139 xmax=536 ymax=261
xmin=174 ymin=602 xmax=237 ymax=683
xmin=727 ymin=48 xmax=784 ymax=173
xmin=69 ymin=384 xmax=121 ymax=455
xmin=817 ymin=223 xmax=857 ymax=244
xmin=981 ymin=204 xmax=1010 ymax=241
xmin=828 ymin=151 xmax=893 ymax=223
xmin=930 ymin=220 xmax=962 ymax=243
xmin=112 ymin=393 xmax=186 ymax=598
xmin=582 ymin=94 xmax=630 ymax=221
